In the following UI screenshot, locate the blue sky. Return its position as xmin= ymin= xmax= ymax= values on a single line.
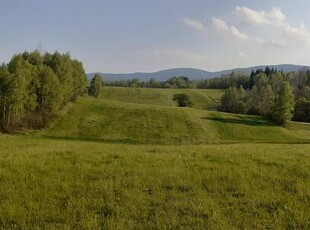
xmin=1 ymin=0 xmax=310 ymax=73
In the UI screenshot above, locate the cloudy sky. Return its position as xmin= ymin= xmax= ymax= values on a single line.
xmin=1 ymin=0 xmax=310 ymax=73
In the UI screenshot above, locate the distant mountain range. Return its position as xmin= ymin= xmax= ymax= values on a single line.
xmin=87 ymin=64 xmax=310 ymax=82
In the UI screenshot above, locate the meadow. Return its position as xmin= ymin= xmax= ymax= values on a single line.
xmin=0 ymin=87 xmax=309 ymax=229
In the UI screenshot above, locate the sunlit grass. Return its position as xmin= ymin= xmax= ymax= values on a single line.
xmin=99 ymin=87 xmax=225 ymax=110
xmin=0 ymin=135 xmax=309 ymax=229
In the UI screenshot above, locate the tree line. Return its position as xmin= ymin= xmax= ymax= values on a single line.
xmin=105 ymin=67 xmax=309 ymax=90
xmin=105 ymin=76 xmax=195 ymax=88
xmin=220 ymin=69 xmax=310 ymax=124
xmin=104 ymin=73 xmax=251 ymax=89
xmin=0 ymin=51 xmax=87 ymax=132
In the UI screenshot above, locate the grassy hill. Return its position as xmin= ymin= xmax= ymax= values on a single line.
xmin=1 ymin=86 xmax=309 ymax=229
xmin=45 ymin=87 xmax=310 ymax=144
xmin=99 ymin=87 xmax=224 ymax=110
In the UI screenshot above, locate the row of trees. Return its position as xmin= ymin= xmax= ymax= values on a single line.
xmin=0 ymin=51 xmax=87 ymax=131
xmin=220 ymin=70 xmax=310 ymax=124
xmin=106 ymin=76 xmax=195 ymax=88
xmin=220 ymin=83 xmax=295 ymax=125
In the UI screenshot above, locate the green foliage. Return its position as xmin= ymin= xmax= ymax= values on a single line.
xmin=129 ymin=78 xmax=141 ymax=88
xmin=36 ymin=65 xmax=61 ymax=111
xmin=219 ymin=74 xmax=307 ymax=125
xmin=220 ymin=86 xmax=246 ymax=114
xmin=293 ymin=97 xmax=310 ymax=122
xmin=221 ymin=87 xmax=237 ymax=112
xmin=166 ymin=76 xmax=194 ymax=88
xmin=173 ymin=93 xmax=192 ymax=107
xmin=71 ymin=60 xmax=88 ymax=101
xmin=0 ymin=51 xmax=87 ymax=132
xmin=198 ymin=71 xmax=250 ymax=89
xmin=272 ymin=82 xmax=295 ymax=125
xmin=145 ymin=78 xmax=160 ymax=88
xmin=88 ymin=74 xmax=103 ymax=97
xmin=257 ymin=84 xmax=275 ymax=117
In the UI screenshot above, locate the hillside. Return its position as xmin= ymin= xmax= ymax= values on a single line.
xmin=98 ymin=87 xmax=224 ymax=110
xmin=45 ymin=87 xmax=310 ymax=145
xmin=87 ymin=64 xmax=310 ymax=81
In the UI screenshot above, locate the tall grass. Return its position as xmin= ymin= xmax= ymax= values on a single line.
xmin=0 ymin=135 xmax=309 ymax=229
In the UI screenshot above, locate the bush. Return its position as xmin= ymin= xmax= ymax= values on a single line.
xmin=173 ymin=94 xmax=192 ymax=107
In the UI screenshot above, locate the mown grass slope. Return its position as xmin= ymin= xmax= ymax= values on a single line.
xmin=0 ymin=135 xmax=309 ymax=229
xmin=46 ymin=98 xmax=207 ymax=144
xmin=46 ymin=92 xmax=310 ymax=144
xmin=99 ymin=87 xmax=225 ymax=110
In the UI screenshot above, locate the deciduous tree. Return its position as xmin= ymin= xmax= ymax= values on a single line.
xmin=272 ymin=82 xmax=295 ymax=125
xmin=89 ymin=74 xmax=103 ymax=98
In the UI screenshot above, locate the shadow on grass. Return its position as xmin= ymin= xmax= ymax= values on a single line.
xmin=42 ymin=135 xmax=138 ymax=144
xmin=203 ymin=116 xmax=274 ymax=127
xmin=41 ymin=134 xmax=310 ymax=145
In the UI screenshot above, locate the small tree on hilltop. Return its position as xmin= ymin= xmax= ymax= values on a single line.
xmin=173 ymin=93 xmax=192 ymax=107
xmin=88 ymin=74 xmax=103 ymax=98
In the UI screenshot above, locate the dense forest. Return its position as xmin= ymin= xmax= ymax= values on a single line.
xmin=219 ymin=68 xmax=310 ymax=124
xmin=0 ymin=51 xmax=87 ymax=132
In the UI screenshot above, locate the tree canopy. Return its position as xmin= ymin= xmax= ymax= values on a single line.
xmin=0 ymin=51 xmax=87 ymax=132
xmin=173 ymin=93 xmax=192 ymax=107
xmin=88 ymin=74 xmax=103 ymax=98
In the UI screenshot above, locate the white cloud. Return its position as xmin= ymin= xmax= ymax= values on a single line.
xmin=212 ymin=17 xmax=249 ymax=41
xmin=231 ymin=26 xmax=248 ymax=41
xmin=212 ymin=17 xmax=228 ymax=31
xmin=235 ymin=6 xmax=285 ymax=26
xmin=212 ymin=7 xmax=309 ymax=47
xmin=182 ymin=17 xmax=205 ymax=32
xmin=268 ymin=7 xmax=286 ymax=24
xmin=235 ymin=6 xmax=267 ymax=26
xmin=283 ymin=24 xmax=310 ymax=44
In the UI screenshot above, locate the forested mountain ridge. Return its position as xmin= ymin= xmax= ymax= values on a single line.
xmin=88 ymin=64 xmax=310 ymax=81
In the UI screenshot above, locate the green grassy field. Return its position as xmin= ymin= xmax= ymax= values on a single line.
xmin=1 ymin=86 xmax=310 ymax=229
xmin=0 ymin=136 xmax=309 ymax=229
xmin=99 ymin=87 xmax=225 ymax=110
